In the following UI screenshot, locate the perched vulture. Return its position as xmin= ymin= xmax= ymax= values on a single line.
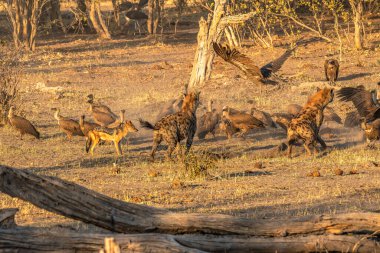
xmin=106 ymin=110 xmax=126 ymax=129
xmin=324 ymin=59 xmax=339 ymax=85
xmin=89 ymin=104 xmax=117 ymax=127
xmin=8 ymin=106 xmax=40 ymax=139
xmin=212 ymin=42 xmax=293 ymax=85
xmin=222 ymin=106 xmax=264 ymax=138
xmin=87 ymin=94 xmax=117 ymax=118
xmin=219 ymin=117 xmax=240 ymax=139
xmin=53 ymin=108 xmax=83 ymax=139
xmin=251 ymin=107 xmax=276 ymax=128
xmin=197 ymin=100 xmax=221 ymax=139
xmin=79 ymin=115 xmax=100 ymax=137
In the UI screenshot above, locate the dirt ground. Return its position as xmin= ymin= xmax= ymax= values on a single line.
xmin=0 ymin=13 xmax=380 ymax=232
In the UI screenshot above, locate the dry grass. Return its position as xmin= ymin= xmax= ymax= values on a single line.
xmin=0 ymin=22 xmax=380 ymax=231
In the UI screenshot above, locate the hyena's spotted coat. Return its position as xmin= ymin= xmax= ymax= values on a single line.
xmin=139 ymin=91 xmax=201 ymax=160
xmin=287 ymin=87 xmax=334 ymax=158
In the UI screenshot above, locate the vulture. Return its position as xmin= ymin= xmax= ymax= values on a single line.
xmin=324 ymin=107 xmax=342 ymax=124
xmin=287 ymin=103 xmax=302 ymax=117
xmin=271 ymin=112 xmax=293 ymax=131
xmin=156 ymin=84 xmax=188 ymax=121
xmin=219 ymin=116 xmax=240 ymax=139
xmin=53 ymin=108 xmax=83 ymax=139
xmin=79 ymin=115 xmax=100 ymax=137
xmin=118 ymin=0 xmax=134 ymax=12
xmin=324 ymin=59 xmax=339 ymax=85
xmin=196 ymin=100 xmax=221 ymax=139
xmin=344 ymin=111 xmax=361 ymax=128
xmin=106 ymin=110 xmax=126 ymax=129
xmin=212 ymin=42 xmax=293 ymax=85
xmin=222 ymin=106 xmax=264 ymax=138
xmin=89 ymin=104 xmax=117 ymax=127
xmin=250 ymin=107 xmax=276 ymax=128
xmin=8 ymin=106 xmax=40 ymax=139
xmin=87 ymin=94 xmax=117 ymax=118
xmin=138 ymin=0 xmax=148 ymax=9
xmin=337 ymin=84 xmax=380 ymax=143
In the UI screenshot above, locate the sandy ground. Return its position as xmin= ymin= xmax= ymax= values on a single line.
xmin=0 ymin=13 xmax=380 ymax=231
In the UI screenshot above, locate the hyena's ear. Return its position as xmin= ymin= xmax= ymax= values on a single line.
xmin=316 ymin=87 xmax=321 ymax=92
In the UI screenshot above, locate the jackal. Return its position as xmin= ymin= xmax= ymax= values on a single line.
xmin=86 ymin=120 xmax=138 ymax=156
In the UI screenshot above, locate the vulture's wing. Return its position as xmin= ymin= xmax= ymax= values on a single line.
xmin=212 ymin=42 xmax=264 ymax=81
xmin=337 ymin=86 xmax=380 ymax=121
xmin=260 ymin=49 xmax=293 ymax=78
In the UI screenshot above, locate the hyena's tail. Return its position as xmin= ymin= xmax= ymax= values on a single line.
xmin=139 ymin=118 xmax=156 ymax=130
xmin=85 ymin=136 xmax=92 ymax=153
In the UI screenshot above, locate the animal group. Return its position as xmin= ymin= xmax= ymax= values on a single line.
xmin=6 ymin=43 xmax=380 ymax=160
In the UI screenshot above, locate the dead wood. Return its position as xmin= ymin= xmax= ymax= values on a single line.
xmin=1 ymin=166 xmax=380 ymax=237
xmin=0 ymin=229 xmax=378 ymax=253
xmin=0 ymin=208 xmax=18 ymax=228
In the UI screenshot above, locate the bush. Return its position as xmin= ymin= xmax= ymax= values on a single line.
xmin=0 ymin=49 xmax=22 ymax=124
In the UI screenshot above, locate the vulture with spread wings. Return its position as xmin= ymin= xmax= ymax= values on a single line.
xmin=212 ymin=42 xmax=293 ymax=85
xmin=338 ymin=84 xmax=380 ymax=144
xmin=337 ymin=85 xmax=380 ymax=123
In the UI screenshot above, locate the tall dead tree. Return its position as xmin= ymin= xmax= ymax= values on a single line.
xmin=5 ymin=0 xmax=45 ymax=51
xmin=87 ymin=0 xmax=111 ymax=39
xmin=349 ymin=0 xmax=364 ymax=50
xmin=189 ymin=0 xmax=254 ymax=88
xmin=189 ymin=0 xmax=227 ymax=88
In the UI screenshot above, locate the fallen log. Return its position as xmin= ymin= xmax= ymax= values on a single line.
xmin=1 ymin=165 xmax=380 ymax=236
xmin=0 ymin=228 xmax=378 ymax=253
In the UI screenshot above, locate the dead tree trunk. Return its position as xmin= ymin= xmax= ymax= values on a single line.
xmin=189 ymin=0 xmax=227 ymax=89
xmin=87 ymin=0 xmax=111 ymax=39
xmin=5 ymin=0 xmax=43 ymax=51
xmin=0 ymin=229 xmax=379 ymax=252
xmin=1 ymin=166 xmax=380 ymax=236
xmin=147 ymin=0 xmax=160 ymax=34
xmin=349 ymin=0 xmax=364 ymax=50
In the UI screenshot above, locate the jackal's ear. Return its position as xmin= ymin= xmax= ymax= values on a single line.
xmin=316 ymin=87 xmax=321 ymax=92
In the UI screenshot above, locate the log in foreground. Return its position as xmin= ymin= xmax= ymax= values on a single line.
xmin=0 ymin=228 xmax=378 ymax=253
xmin=0 ymin=208 xmax=18 ymax=228
xmin=1 ymin=165 xmax=380 ymax=236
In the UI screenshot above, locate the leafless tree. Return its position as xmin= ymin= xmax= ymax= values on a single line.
xmin=5 ymin=0 xmax=46 ymax=51
xmin=349 ymin=0 xmax=364 ymax=49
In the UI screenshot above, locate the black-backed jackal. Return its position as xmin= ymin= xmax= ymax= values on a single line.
xmin=85 ymin=120 xmax=138 ymax=156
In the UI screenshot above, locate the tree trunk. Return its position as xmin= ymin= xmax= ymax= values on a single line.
xmin=189 ymin=0 xmax=227 ymax=89
xmin=87 ymin=0 xmax=111 ymax=39
xmin=111 ymin=0 xmax=120 ymax=28
xmin=147 ymin=0 xmax=154 ymax=34
xmin=147 ymin=0 xmax=160 ymax=34
xmin=1 ymin=165 xmax=380 ymax=237
xmin=0 ymin=228 xmax=378 ymax=252
xmin=5 ymin=0 xmax=42 ymax=51
xmin=349 ymin=0 xmax=364 ymax=50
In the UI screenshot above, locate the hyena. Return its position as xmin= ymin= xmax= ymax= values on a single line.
xmin=287 ymin=87 xmax=334 ymax=158
xmin=139 ymin=91 xmax=200 ymax=161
